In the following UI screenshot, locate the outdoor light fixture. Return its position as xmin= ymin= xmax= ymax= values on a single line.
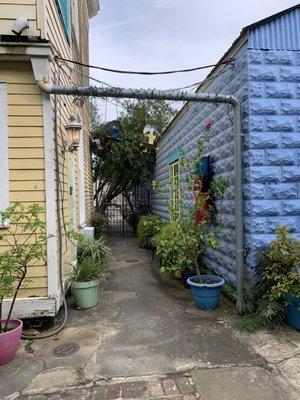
xmin=65 ymin=115 xmax=82 ymax=152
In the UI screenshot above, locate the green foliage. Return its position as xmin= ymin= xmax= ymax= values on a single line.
xmin=156 ymin=218 xmax=219 ymax=277
xmin=137 ymin=215 xmax=163 ymax=249
xmin=91 ymin=99 xmax=175 ymax=212
xmin=68 ymin=236 xmax=112 ymax=283
xmin=153 ymin=123 xmax=229 ymax=280
xmin=77 ymin=236 xmax=112 ymax=267
xmin=259 ymin=226 xmax=300 ymax=299
xmin=0 ymin=202 xmax=48 ymax=332
xmin=68 ymin=256 xmax=107 ymax=283
xmin=90 ymin=213 xmax=108 ymax=238
xmin=122 ymin=206 xmax=139 ymax=231
xmin=235 ymin=227 xmax=300 ymax=332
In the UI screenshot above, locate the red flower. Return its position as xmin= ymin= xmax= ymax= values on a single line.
xmin=204 ymin=120 xmax=213 ymax=130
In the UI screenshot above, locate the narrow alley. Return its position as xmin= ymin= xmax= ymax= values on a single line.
xmin=1 ymin=237 xmax=293 ymax=400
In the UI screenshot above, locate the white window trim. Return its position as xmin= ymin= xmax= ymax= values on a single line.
xmin=0 ymin=81 xmax=9 ymax=227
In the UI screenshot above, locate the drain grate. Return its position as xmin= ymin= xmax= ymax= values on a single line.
xmin=124 ymin=259 xmax=139 ymax=263
xmin=52 ymin=342 xmax=80 ymax=357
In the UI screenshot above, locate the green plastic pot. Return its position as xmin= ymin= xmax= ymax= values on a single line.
xmin=72 ymin=280 xmax=99 ymax=310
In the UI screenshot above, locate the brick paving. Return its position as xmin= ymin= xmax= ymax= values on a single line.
xmin=22 ymin=372 xmax=201 ymax=400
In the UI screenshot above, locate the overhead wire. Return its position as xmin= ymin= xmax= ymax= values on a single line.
xmin=55 ymin=56 xmax=234 ymax=76
xmin=57 ymin=56 xmax=235 ymax=120
xmin=58 ymin=59 xmax=126 ymax=113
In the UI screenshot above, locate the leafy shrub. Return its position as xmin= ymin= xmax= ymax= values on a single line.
xmin=155 ymin=219 xmax=218 ymax=278
xmin=90 ymin=213 xmax=108 ymax=238
xmin=122 ymin=206 xmax=139 ymax=231
xmin=77 ymin=236 xmax=112 ymax=267
xmin=0 ymin=202 xmax=48 ymax=331
xmin=68 ymin=256 xmax=107 ymax=283
xmin=137 ymin=215 xmax=163 ymax=248
xmin=236 ymin=227 xmax=300 ymax=332
xmin=68 ymin=236 xmax=112 ymax=283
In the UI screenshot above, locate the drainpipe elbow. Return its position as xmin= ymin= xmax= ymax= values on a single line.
xmin=36 ymin=78 xmax=53 ymax=94
xmin=227 ymin=95 xmax=240 ymax=109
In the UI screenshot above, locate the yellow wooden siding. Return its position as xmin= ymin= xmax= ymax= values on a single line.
xmin=0 ymin=0 xmax=40 ymax=37
xmin=0 ymin=61 xmax=47 ymax=298
xmin=0 ymin=0 xmax=94 ymax=305
xmin=44 ymin=0 xmax=93 ymax=282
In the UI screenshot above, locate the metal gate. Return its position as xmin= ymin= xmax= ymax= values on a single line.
xmin=103 ymin=194 xmax=134 ymax=237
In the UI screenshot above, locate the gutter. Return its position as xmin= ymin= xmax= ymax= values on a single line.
xmin=37 ymin=80 xmax=244 ymax=295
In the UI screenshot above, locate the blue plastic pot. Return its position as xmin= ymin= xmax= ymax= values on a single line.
xmin=187 ymin=275 xmax=225 ymax=310
xmin=284 ymin=294 xmax=300 ymax=330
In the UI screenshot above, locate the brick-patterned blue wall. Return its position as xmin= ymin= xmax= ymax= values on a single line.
xmin=152 ymin=44 xmax=248 ymax=286
xmin=152 ymin=13 xmax=300 ymax=287
xmin=244 ymin=48 xmax=300 ymax=275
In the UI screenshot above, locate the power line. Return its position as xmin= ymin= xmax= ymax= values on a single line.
xmin=55 ymin=56 xmax=234 ymax=76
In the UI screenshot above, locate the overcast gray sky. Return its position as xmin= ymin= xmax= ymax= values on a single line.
xmin=89 ymin=0 xmax=297 ymax=120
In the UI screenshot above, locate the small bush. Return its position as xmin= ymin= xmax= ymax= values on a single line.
xmin=90 ymin=212 xmax=108 ymax=238
xmin=137 ymin=215 xmax=163 ymax=248
xmin=235 ymin=226 xmax=300 ymax=332
xmin=68 ymin=256 xmax=107 ymax=283
xmin=122 ymin=206 xmax=139 ymax=232
xmin=77 ymin=236 xmax=112 ymax=267
xmin=155 ymin=221 xmax=198 ymax=277
xmin=68 ymin=236 xmax=112 ymax=283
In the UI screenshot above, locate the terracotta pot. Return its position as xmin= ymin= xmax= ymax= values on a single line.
xmin=0 ymin=319 xmax=23 ymax=365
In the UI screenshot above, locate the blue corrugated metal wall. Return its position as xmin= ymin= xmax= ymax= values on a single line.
xmin=249 ymin=8 xmax=300 ymax=50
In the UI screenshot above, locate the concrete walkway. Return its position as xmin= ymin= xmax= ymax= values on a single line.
xmin=0 ymin=237 xmax=298 ymax=399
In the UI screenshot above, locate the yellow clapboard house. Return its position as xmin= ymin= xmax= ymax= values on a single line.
xmin=0 ymin=0 xmax=100 ymax=318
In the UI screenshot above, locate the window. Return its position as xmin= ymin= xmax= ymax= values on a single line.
xmin=0 ymin=82 xmax=9 ymax=226
xmin=169 ymin=160 xmax=180 ymax=220
xmin=56 ymin=0 xmax=71 ymax=41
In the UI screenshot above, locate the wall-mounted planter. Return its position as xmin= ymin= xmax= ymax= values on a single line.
xmin=0 ymin=319 xmax=23 ymax=365
xmin=187 ymin=275 xmax=225 ymax=310
xmin=284 ymin=294 xmax=300 ymax=330
xmin=72 ymin=280 xmax=99 ymax=310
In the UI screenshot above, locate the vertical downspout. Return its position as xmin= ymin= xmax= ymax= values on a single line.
xmin=54 ymin=90 xmax=64 ymax=292
xmin=233 ymin=101 xmax=243 ymax=295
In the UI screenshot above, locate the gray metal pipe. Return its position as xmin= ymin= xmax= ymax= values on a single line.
xmin=37 ymin=80 xmax=244 ymax=294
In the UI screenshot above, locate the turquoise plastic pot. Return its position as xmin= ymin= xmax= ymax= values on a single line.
xmin=284 ymin=294 xmax=300 ymax=330
xmin=187 ymin=275 xmax=225 ymax=310
xmin=72 ymin=280 xmax=99 ymax=310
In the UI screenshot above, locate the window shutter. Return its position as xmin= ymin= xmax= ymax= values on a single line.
xmin=56 ymin=0 xmax=71 ymax=41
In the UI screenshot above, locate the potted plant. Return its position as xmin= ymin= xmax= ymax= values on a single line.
xmin=68 ymin=236 xmax=111 ymax=309
xmin=155 ymin=122 xmax=228 ymax=309
xmin=235 ymin=227 xmax=300 ymax=332
xmin=261 ymin=227 xmax=300 ymax=330
xmin=0 ymin=203 xmax=47 ymax=365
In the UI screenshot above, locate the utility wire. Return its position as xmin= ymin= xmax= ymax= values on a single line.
xmin=55 ymin=56 xmax=234 ymax=76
